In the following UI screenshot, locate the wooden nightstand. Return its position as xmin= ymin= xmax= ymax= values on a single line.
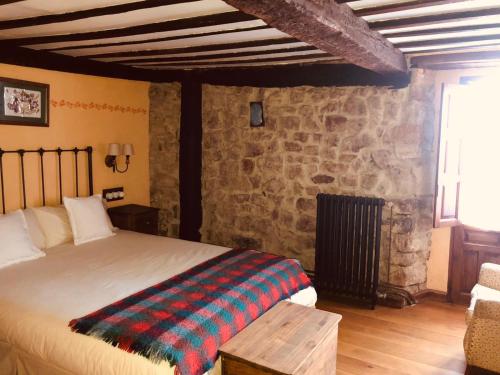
xmin=107 ymin=204 xmax=159 ymax=235
xmin=219 ymin=301 xmax=342 ymax=375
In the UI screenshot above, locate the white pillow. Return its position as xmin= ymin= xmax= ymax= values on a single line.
xmin=31 ymin=206 xmax=74 ymax=248
xmin=0 ymin=210 xmax=45 ymax=269
xmin=23 ymin=208 xmax=47 ymax=249
xmin=63 ymin=195 xmax=115 ymax=245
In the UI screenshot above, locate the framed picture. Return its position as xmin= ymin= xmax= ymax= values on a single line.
xmin=0 ymin=77 xmax=49 ymax=127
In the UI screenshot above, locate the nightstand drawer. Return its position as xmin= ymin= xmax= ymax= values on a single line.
xmin=134 ymin=212 xmax=158 ymax=235
xmin=108 ymin=204 xmax=159 ymax=235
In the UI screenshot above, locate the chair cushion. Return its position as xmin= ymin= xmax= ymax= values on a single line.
xmin=467 ymin=284 xmax=500 ymax=324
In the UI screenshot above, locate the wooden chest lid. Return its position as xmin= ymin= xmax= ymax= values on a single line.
xmin=219 ymin=301 xmax=342 ymax=374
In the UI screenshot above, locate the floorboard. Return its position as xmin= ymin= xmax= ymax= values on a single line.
xmin=317 ymin=298 xmax=467 ymax=375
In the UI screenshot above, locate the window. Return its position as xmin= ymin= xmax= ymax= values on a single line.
xmin=435 ymin=76 xmax=500 ymax=231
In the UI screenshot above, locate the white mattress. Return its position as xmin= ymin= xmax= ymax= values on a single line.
xmin=0 ymin=231 xmax=317 ymax=375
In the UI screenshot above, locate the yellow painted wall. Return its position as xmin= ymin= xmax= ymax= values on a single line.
xmin=426 ymin=67 xmax=497 ymax=292
xmin=0 ymin=64 xmax=150 ymax=211
xmin=428 ymin=227 xmax=451 ymax=291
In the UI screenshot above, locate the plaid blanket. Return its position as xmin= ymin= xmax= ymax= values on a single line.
xmin=69 ymin=249 xmax=312 ymax=375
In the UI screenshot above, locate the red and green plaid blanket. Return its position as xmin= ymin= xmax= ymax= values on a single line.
xmin=69 ymin=249 xmax=312 ymax=375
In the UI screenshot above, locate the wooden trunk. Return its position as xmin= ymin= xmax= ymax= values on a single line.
xmin=219 ymin=301 xmax=342 ymax=375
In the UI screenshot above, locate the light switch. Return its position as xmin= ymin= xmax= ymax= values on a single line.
xmin=102 ymin=187 xmax=124 ymax=202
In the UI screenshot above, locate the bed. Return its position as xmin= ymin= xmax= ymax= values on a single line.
xmin=0 ymin=230 xmax=317 ymax=375
xmin=0 ymin=146 xmax=316 ymax=374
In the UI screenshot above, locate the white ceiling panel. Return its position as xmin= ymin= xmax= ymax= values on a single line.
xmin=0 ymin=0 xmax=142 ymax=21
xmin=389 ymin=27 xmax=500 ymax=43
xmin=379 ymin=14 xmax=500 ymax=35
xmin=401 ymin=39 xmax=500 ymax=52
xmin=363 ymin=0 xmax=500 ymax=22
xmin=0 ymin=0 xmax=235 ymax=39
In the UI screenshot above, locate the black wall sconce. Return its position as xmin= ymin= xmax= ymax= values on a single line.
xmin=250 ymin=102 xmax=264 ymax=127
xmin=105 ymin=143 xmax=134 ymax=173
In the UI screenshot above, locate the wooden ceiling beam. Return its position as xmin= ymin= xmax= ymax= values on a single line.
xmin=84 ymin=38 xmax=299 ymax=59
xmin=371 ymin=6 xmax=500 ymax=30
xmin=120 ymin=46 xmax=319 ymax=64
xmin=183 ymin=63 xmax=409 ymax=87
xmin=0 ymin=46 xmax=161 ymax=81
xmin=354 ymin=0 xmax=468 ymax=17
xmin=133 ymin=53 xmax=333 ymax=67
xmin=415 ymin=61 xmax=500 ymax=69
xmin=411 ymin=50 xmax=500 ymax=67
xmin=0 ymin=46 xmax=410 ymax=87
xmin=222 ymin=0 xmax=408 ymax=75
xmin=0 ymin=0 xmax=199 ymax=30
xmin=0 ymin=0 xmax=23 ymax=5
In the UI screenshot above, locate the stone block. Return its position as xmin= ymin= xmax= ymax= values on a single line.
xmin=286 ymin=164 xmax=303 ymax=179
xmin=304 ymin=145 xmax=319 ymax=156
xmin=340 ymin=175 xmax=358 ymax=187
xmin=361 ymin=173 xmax=378 ymax=190
xmin=296 ymin=215 xmax=316 ymax=233
xmin=296 ymin=198 xmax=316 ymax=212
xmin=311 ymin=174 xmax=335 ymax=184
xmin=293 ymin=132 xmax=309 ymax=143
xmin=325 ymin=115 xmax=348 ymax=132
xmin=244 ymin=142 xmax=265 ymax=157
xmin=280 ymin=116 xmax=301 ymax=130
xmin=390 ymin=261 xmax=427 ymax=287
xmin=343 ymin=96 xmax=367 ymax=116
xmin=241 ymin=159 xmax=255 ymax=174
xmin=232 ymin=236 xmax=263 ymax=250
xmin=284 ymin=141 xmax=303 ymax=152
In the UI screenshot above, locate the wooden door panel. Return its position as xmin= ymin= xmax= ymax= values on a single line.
xmin=434 ymin=84 xmax=463 ymax=228
xmin=480 ymin=252 xmax=500 ymax=267
xmin=462 ymin=251 xmax=478 ymax=294
xmin=449 ymin=225 xmax=500 ymax=304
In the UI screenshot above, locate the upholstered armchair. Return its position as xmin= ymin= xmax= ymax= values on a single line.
xmin=464 ymin=263 xmax=500 ymax=373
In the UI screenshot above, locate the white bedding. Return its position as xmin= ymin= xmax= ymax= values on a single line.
xmin=0 ymin=231 xmax=317 ymax=375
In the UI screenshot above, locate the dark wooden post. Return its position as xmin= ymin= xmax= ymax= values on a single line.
xmin=179 ymin=78 xmax=202 ymax=242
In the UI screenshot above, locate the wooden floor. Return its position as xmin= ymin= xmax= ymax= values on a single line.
xmin=317 ymin=298 xmax=467 ymax=375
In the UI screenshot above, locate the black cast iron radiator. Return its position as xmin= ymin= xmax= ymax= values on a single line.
xmin=314 ymin=194 xmax=385 ymax=308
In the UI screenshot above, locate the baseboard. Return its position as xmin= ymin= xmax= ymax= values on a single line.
xmin=414 ymin=289 xmax=448 ymax=303
xmin=465 ymin=365 xmax=500 ymax=375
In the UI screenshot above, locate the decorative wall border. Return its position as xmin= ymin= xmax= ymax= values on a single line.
xmin=50 ymin=99 xmax=147 ymax=115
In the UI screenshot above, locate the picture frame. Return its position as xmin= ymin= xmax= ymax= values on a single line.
xmin=0 ymin=77 xmax=49 ymax=127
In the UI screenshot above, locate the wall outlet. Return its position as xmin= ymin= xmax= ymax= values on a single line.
xmin=103 ymin=187 xmax=124 ymax=202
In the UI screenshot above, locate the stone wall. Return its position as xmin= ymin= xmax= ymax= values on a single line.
xmin=201 ymin=70 xmax=436 ymax=291
xmin=149 ymin=82 xmax=181 ymax=237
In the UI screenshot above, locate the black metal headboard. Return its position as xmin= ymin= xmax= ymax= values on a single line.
xmin=0 ymin=146 xmax=93 ymax=214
